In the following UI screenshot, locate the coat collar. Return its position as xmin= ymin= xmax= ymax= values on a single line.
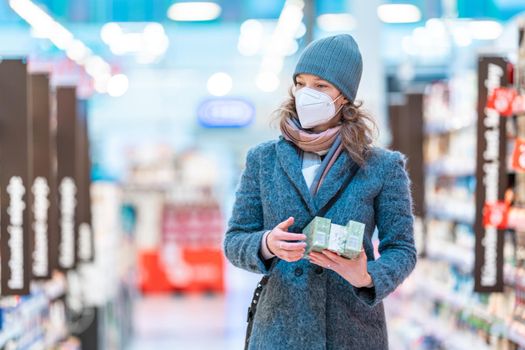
xmin=276 ymin=138 xmax=358 ymax=218
xmin=313 ymin=150 xmax=355 ymax=215
xmin=275 ymin=138 xmax=317 ymax=216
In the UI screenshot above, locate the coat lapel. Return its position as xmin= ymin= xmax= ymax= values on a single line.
xmin=275 ymin=139 xmax=317 ymax=216
xmin=314 ymin=150 xmax=356 ymax=214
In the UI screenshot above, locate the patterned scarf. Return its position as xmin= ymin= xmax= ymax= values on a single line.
xmin=281 ymin=118 xmax=344 ymax=195
xmin=280 ymin=118 xmax=341 ymax=154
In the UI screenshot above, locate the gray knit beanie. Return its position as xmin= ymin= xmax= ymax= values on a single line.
xmin=293 ymin=34 xmax=363 ymax=102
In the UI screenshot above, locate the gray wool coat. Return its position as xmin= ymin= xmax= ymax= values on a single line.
xmin=223 ymin=137 xmax=417 ymax=350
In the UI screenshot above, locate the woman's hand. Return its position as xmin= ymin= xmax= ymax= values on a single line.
xmin=267 ymin=217 xmax=307 ymax=262
xmin=309 ymin=249 xmax=373 ymax=288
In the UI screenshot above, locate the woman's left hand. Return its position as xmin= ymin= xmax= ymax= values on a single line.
xmin=309 ymin=249 xmax=373 ymax=288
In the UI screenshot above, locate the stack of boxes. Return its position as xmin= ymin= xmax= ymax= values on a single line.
xmin=303 ymin=217 xmax=365 ymax=259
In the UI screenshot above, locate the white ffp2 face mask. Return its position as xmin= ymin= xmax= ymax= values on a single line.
xmin=294 ymin=87 xmax=343 ymax=129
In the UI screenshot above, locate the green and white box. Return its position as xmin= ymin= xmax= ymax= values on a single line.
xmin=327 ymin=223 xmax=348 ymax=255
xmin=303 ymin=216 xmax=331 ymax=256
xmin=342 ymin=220 xmax=365 ymax=259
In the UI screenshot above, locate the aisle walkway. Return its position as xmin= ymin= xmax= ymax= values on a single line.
xmin=128 ymin=267 xmax=404 ymax=350
xmin=129 ymin=292 xmax=249 ymax=350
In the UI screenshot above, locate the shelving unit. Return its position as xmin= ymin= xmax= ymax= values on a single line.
xmin=387 ymin=23 xmax=525 ymax=347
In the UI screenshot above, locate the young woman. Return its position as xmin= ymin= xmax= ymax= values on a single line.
xmin=224 ymin=34 xmax=417 ymax=349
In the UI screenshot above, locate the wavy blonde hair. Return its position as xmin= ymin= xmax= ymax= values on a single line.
xmin=274 ymin=87 xmax=378 ymax=166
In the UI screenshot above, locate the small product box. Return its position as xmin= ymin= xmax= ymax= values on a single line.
xmin=342 ymin=220 xmax=365 ymax=259
xmin=303 ymin=216 xmax=331 ymax=256
xmin=302 ymin=216 xmax=366 ymax=260
xmin=327 ymin=224 xmax=348 ymax=255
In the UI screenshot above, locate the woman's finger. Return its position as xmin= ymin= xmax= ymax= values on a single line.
xmin=273 ymin=231 xmax=307 ymax=242
xmin=321 ymin=250 xmax=345 ymax=264
xmin=278 ymin=241 xmax=307 ymax=252
xmin=309 ymin=252 xmax=337 ymax=269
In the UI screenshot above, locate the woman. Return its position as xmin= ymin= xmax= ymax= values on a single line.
xmin=223 ymin=34 xmax=417 ymax=349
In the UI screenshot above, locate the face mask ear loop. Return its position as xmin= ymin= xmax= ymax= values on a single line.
xmin=333 ymin=94 xmax=345 ymax=117
xmin=333 ymin=94 xmax=343 ymax=104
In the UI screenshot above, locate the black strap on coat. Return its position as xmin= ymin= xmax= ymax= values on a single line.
xmin=244 ymin=160 xmax=360 ymax=350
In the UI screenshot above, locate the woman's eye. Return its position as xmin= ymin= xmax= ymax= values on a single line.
xmin=317 ymin=84 xmax=327 ymax=88
xmin=296 ymin=82 xmax=304 ymax=87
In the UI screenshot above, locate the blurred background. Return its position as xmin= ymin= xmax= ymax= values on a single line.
xmin=1 ymin=0 xmax=525 ymax=349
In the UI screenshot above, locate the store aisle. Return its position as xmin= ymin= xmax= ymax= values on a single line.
xmin=129 ymin=291 xmax=251 ymax=350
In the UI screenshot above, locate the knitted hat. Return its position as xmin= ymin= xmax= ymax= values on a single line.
xmin=293 ymin=34 xmax=363 ymax=102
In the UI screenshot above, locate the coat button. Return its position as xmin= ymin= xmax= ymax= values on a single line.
xmin=315 ymin=267 xmax=323 ymax=275
xmin=294 ymin=267 xmax=303 ymax=277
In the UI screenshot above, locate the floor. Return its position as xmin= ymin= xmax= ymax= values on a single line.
xmin=127 ymin=267 xmax=404 ymax=350
xmin=128 ymin=268 xmax=259 ymax=350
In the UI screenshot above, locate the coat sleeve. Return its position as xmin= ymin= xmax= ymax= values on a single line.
xmin=223 ymin=147 xmax=275 ymax=274
xmin=353 ymin=151 xmax=417 ymax=307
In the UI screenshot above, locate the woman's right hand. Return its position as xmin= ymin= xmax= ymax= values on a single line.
xmin=266 ymin=217 xmax=307 ymax=262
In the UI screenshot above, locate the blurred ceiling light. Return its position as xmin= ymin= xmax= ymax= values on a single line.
xmin=238 ymin=19 xmax=264 ymax=56
xmin=317 ymin=13 xmax=356 ymax=32
xmin=238 ymin=40 xmax=260 ymax=56
xmin=207 ymin=72 xmax=233 ymax=96
xmin=468 ymin=20 xmax=503 ymax=40
xmin=425 ymin=18 xmax=447 ymax=37
xmin=94 ymin=74 xmax=111 ymax=93
xmin=101 ymin=22 xmax=122 ymax=44
xmin=295 ymin=22 xmax=306 ymax=38
xmin=65 ymin=39 xmax=91 ymax=62
xmin=167 ymin=2 xmax=221 ymax=22
xmin=256 ymin=72 xmax=280 ymax=92
xmin=106 ymin=74 xmax=129 ymax=97
xmin=286 ymin=40 xmax=299 ymax=55
xmin=144 ymin=22 xmax=165 ymax=37
xmin=261 ymin=55 xmax=284 ymax=73
xmin=9 ymin=0 xmax=121 ymax=96
xmin=255 ymin=0 xmax=303 ymax=92
xmin=237 ymin=40 xmax=261 ymax=56
xmin=452 ymin=25 xmax=472 ymax=46
xmin=241 ymin=19 xmax=264 ymax=36
xmin=377 ymin=4 xmax=421 ymax=23
xmin=101 ymin=22 xmax=169 ymax=63
xmin=401 ymin=23 xmax=451 ymax=58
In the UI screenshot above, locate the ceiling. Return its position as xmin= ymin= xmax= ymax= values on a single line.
xmin=0 ymin=0 xmax=523 ymax=24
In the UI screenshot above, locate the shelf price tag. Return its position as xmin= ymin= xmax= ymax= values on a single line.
xmin=486 ymin=87 xmax=525 ymax=116
xmin=483 ymin=201 xmax=509 ymax=229
xmin=512 ymin=138 xmax=525 ymax=172
xmin=486 ymin=87 xmax=517 ymax=116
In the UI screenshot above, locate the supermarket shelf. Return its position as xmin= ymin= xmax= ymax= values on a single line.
xmin=0 ymin=294 xmax=50 ymax=348
xmin=425 ymin=205 xmax=475 ymax=225
xmin=399 ymin=272 xmax=525 ymax=348
xmin=387 ymin=293 xmax=492 ymax=350
xmin=0 ymin=324 xmax=22 ymax=349
xmin=503 ymin=263 xmax=525 ymax=287
xmin=506 ymin=325 xmax=525 ymax=348
xmin=43 ymin=276 xmax=67 ymax=301
xmin=418 ymin=281 xmax=492 ymax=320
xmin=426 ymin=242 xmax=474 ymax=272
xmin=426 ymin=159 xmax=475 ymax=178
xmin=45 ymin=330 xmax=68 ymax=348
xmin=424 ymin=117 xmax=476 ymax=135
